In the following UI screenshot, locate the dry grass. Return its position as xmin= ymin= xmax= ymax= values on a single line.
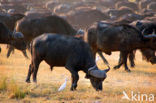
xmin=0 ymin=44 xmax=156 ymax=103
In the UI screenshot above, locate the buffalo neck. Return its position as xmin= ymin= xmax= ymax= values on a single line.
xmin=0 ymin=31 xmax=12 ymax=44
xmin=137 ymin=37 xmax=152 ymax=49
xmin=83 ymin=60 xmax=97 ymax=74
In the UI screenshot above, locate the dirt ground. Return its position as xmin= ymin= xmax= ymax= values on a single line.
xmin=0 ymin=44 xmax=156 ymax=103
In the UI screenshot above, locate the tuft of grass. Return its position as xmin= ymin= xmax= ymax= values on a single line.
xmin=0 ymin=77 xmax=7 ymax=91
xmin=8 ymin=80 xmax=27 ymax=99
xmin=9 ymin=87 xmax=26 ymax=99
xmin=14 ymin=87 xmax=27 ymax=99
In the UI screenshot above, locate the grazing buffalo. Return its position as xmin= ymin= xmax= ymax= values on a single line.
xmin=139 ymin=0 xmax=155 ymax=12
xmin=147 ymin=2 xmax=156 ymax=12
xmin=115 ymin=20 xmax=156 ymax=67
xmin=7 ymin=15 xmax=84 ymax=57
xmin=144 ymin=16 xmax=156 ymax=22
xmin=24 ymin=10 xmax=52 ymax=19
xmin=26 ymin=34 xmax=110 ymax=91
xmin=135 ymin=20 xmax=156 ymax=64
xmin=53 ymin=4 xmax=72 ymax=14
xmin=106 ymin=7 xmax=134 ymax=20
xmin=115 ymin=1 xmax=139 ymax=12
xmin=86 ymin=21 xmax=156 ymax=72
xmin=65 ymin=9 xmax=110 ymax=29
xmin=45 ymin=0 xmax=59 ymax=11
xmin=0 ymin=13 xmax=25 ymax=57
xmin=15 ymin=15 xmax=83 ymax=42
xmin=114 ymin=13 xmax=154 ymax=24
xmin=0 ymin=22 xmax=26 ymax=51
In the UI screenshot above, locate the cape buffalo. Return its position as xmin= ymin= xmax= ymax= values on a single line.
xmin=7 ymin=15 xmax=84 ymax=58
xmin=106 ymin=7 xmax=134 ymax=20
xmin=115 ymin=1 xmax=139 ymax=12
xmin=0 ymin=22 xmax=26 ymax=51
xmin=102 ymin=20 xmax=156 ymax=68
xmin=139 ymin=0 xmax=155 ymax=12
xmin=26 ymin=33 xmax=110 ymax=91
xmin=86 ymin=21 xmax=156 ymax=72
xmin=147 ymin=2 xmax=156 ymax=12
xmin=0 ymin=13 xmax=25 ymax=57
xmin=135 ymin=20 xmax=156 ymax=64
xmin=65 ymin=8 xmax=110 ymax=29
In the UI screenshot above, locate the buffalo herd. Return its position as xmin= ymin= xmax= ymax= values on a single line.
xmin=0 ymin=0 xmax=156 ymax=91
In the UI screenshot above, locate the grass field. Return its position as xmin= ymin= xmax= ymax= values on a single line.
xmin=0 ymin=44 xmax=156 ymax=103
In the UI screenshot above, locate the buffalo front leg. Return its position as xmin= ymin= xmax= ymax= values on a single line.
xmin=22 ymin=50 xmax=29 ymax=59
xmin=26 ymin=64 xmax=33 ymax=83
xmin=65 ymin=65 xmax=79 ymax=91
xmin=71 ymin=72 xmax=79 ymax=91
xmin=32 ymin=60 xmax=41 ymax=83
xmin=7 ymin=45 xmax=14 ymax=58
xmin=97 ymin=51 xmax=109 ymax=66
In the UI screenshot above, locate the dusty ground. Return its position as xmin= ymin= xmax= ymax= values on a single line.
xmin=0 ymin=44 xmax=156 ymax=103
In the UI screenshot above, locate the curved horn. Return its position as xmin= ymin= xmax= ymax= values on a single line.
xmin=143 ymin=34 xmax=156 ymax=39
xmin=103 ymin=65 xmax=110 ymax=73
xmin=88 ymin=65 xmax=106 ymax=79
xmin=143 ymin=29 xmax=156 ymax=39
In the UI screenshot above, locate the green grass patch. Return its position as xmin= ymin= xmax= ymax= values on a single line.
xmin=0 ymin=77 xmax=7 ymax=91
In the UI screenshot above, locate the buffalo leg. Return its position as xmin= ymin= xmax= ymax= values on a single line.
xmin=114 ymin=52 xmax=124 ymax=69
xmin=129 ymin=51 xmax=135 ymax=68
xmin=117 ymin=51 xmax=135 ymax=68
xmin=7 ymin=45 xmax=14 ymax=58
xmin=32 ymin=60 xmax=41 ymax=83
xmin=65 ymin=65 xmax=79 ymax=91
xmin=22 ymin=50 xmax=29 ymax=59
xmin=97 ymin=51 xmax=109 ymax=65
xmin=122 ymin=52 xmax=131 ymax=72
xmin=71 ymin=72 xmax=79 ymax=91
xmin=26 ymin=64 xmax=33 ymax=83
xmin=7 ymin=45 xmax=29 ymax=59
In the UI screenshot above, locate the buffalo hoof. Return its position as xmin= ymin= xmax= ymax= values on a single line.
xmin=26 ymin=79 xmax=31 ymax=83
xmin=70 ymin=86 xmax=77 ymax=91
xmin=70 ymin=88 xmax=76 ymax=91
xmin=125 ymin=69 xmax=131 ymax=72
xmin=33 ymin=79 xmax=37 ymax=83
xmin=130 ymin=63 xmax=135 ymax=68
xmin=113 ymin=66 xmax=120 ymax=69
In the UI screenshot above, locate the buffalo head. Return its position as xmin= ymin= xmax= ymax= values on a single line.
xmin=85 ymin=65 xmax=110 ymax=91
xmin=10 ymin=31 xmax=26 ymax=51
xmin=143 ymin=29 xmax=156 ymax=50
